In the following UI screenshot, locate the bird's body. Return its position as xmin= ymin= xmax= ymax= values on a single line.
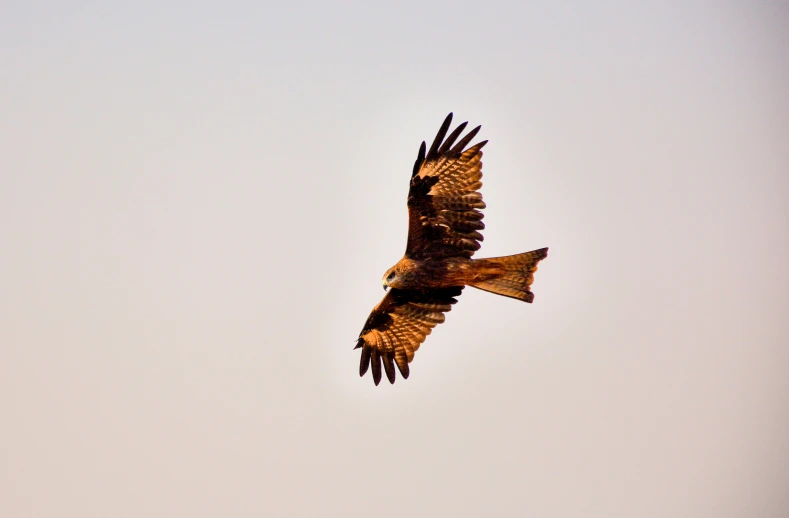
xmin=383 ymin=255 xmax=544 ymax=294
xmin=382 ymin=257 xmax=470 ymax=290
xmin=355 ymin=113 xmax=548 ymax=385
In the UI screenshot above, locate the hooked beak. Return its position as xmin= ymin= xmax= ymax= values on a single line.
xmin=383 ymin=283 xmax=388 ymax=291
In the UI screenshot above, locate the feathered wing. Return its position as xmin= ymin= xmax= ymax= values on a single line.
xmin=355 ymin=287 xmax=463 ymax=385
xmin=406 ymin=113 xmax=488 ymax=260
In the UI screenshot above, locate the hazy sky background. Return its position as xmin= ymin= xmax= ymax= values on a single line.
xmin=2 ymin=1 xmax=788 ymax=516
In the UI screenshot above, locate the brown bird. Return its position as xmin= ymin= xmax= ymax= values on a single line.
xmin=355 ymin=113 xmax=548 ymax=385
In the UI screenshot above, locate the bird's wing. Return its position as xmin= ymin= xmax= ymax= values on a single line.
xmin=406 ymin=113 xmax=488 ymax=260
xmin=355 ymin=287 xmax=463 ymax=385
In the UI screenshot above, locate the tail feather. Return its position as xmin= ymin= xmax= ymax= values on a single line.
xmin=469 ymin=248 xmax=548 ymax=302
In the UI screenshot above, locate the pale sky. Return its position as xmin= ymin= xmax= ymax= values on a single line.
xmin=2 ymin=1 xmax=788 ymax=517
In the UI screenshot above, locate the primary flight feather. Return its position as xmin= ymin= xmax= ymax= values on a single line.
xmin=355 ymin=113 xmax=548 ymax=385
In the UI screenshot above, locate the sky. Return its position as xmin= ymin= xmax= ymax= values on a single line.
xmin=1 ymin=1 xmax=788 ymax=517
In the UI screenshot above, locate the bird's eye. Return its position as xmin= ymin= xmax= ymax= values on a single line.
xmin=387 ymin=271 xmax=396 ymax=281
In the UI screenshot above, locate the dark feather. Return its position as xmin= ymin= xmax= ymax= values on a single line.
xmin=395 ymin=354 xmax=410 ymax=379
xmin=426 ymin=113 xmax=453 ymax=161
xmin=370 ymin=348 xmax=382 ymax=386
xmin=412 ymin=141 xmax=426 ymax=177
xmin=451 ymin=127 xmax=483 ymax=155
xmin=359 ymin=346 xmax=371 ymax=376
xmin=383 ymin=353 xmax=396 ymax=384
xmin=437 ymin=121 xmax=468 ymax=156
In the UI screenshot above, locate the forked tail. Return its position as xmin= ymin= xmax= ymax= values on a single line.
xmin=469 ymin=248 xmax=548 ymax=302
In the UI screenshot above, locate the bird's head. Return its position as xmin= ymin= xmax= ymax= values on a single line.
xmin=382 ymin=267 xmax=398 ymax=291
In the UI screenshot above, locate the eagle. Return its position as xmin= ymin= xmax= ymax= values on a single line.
xmin=355 ymin=113 xmax=548 ymax=385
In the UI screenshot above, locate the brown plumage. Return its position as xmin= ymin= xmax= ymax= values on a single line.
xmin=355 ymin=113 xmax=548 ymax=385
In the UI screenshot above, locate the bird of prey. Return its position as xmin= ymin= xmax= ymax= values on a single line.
xmin=355 ymin=113 xmax=548 ymax=385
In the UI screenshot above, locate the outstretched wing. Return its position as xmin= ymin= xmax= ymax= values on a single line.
xmin=406 ymin=113 xmax=488 ymax=260
xmin=355 ymin=287 xmax=463 ymax=385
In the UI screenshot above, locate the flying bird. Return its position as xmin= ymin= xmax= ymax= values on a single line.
xmin=355 ymin=113 xmax=548 ymax=385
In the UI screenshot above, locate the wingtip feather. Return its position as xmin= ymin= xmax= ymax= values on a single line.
xmin=383 ymin=353 xmax=396 ymax=384
xmin=451 ymin=125 xmax=482 ymax=154
xmin=437 ymin=121 xmax=469 ymax=156
xmin=426 ymin=113 xmax=454 ymax=161
xmin=359 ymin=345 xmax=371 ymax=376
xmin=393 ymin=350 xmax=410 ymax=379
xmin=412 ymin=141 xmax=427 ymax=177
xmin=370 ymin=348 xmax=382 ymax=386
